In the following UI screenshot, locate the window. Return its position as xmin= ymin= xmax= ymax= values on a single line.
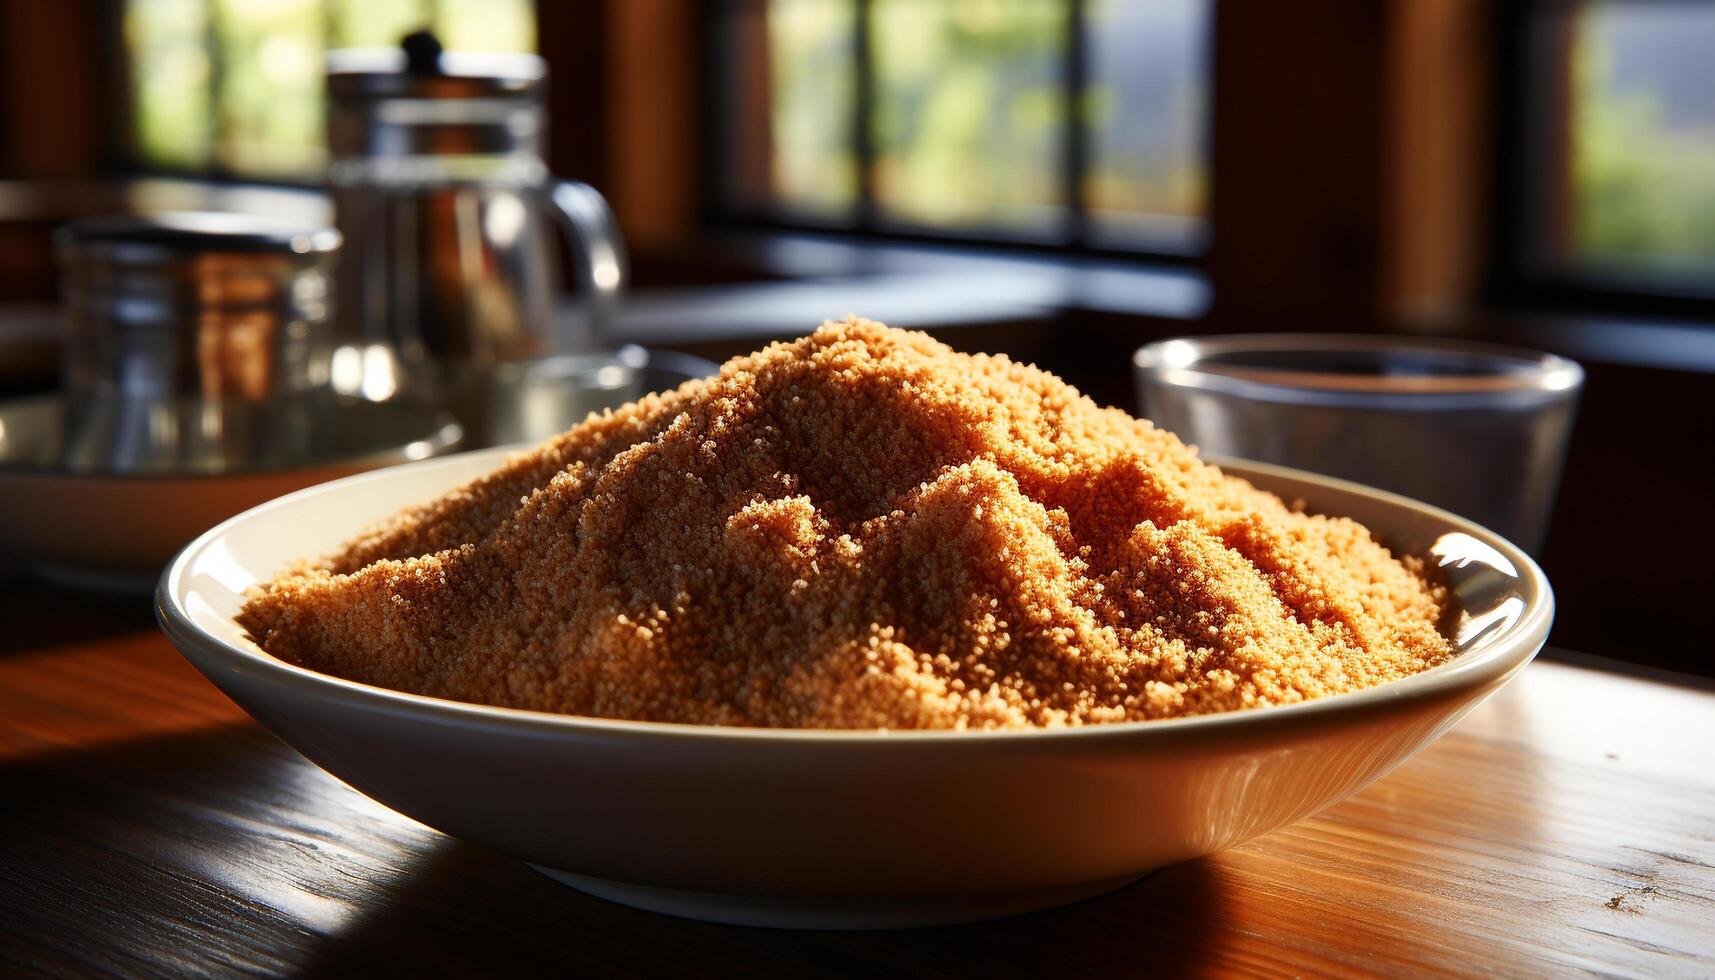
xmin=712 ymin=0 xmax=1210 ymax=257
xmin=1500 ymin=0 xmax=1715 ymax=306
xmin=123 ymin=0 xmax=536 ymax=181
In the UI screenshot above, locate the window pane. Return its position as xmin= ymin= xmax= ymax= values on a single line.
xmin=127 ymin=0 xmax=215 ymax=169
xmin=1086 ymin=0 xmax=1208 ymax=248
xmin=1571 ymin=1 xmax=1715 ymax=276
xmin=721 ymin=0 xmax=858 ymax=219
xmin=872 ymin=0 xmax=1065 ymax=233
xmin=213 ymin=0 xmax=326 ymax=177
xmin=332 ymin=0 xmax=428 ymax=48
xmin=773 ymin=0 xmax=859 ymax=216
xmin=127 ymin=0 xmax=536 ymax=180
xmin=435 ymin=0 xmax=536 ymax=53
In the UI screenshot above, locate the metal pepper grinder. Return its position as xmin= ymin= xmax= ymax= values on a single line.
xmin=325 ymin=31 xmax=626 ymax=406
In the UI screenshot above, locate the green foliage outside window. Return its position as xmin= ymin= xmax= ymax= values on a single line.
xmin=762 ymin=0 xmax=1208 ymax=239
xmin=125 ymin=0 xmax=535 ymax=179
xmin=1571 ymin=2 xmax=1715 ymax=274
xmin=872 ymin=0 xmax=1065 ymax=230
xmin=768 ymin=0 xmax=859 ymax=216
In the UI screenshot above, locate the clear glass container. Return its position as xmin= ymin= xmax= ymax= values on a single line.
xmin=324 ymin=37 xmax=626 ymax=406
xmin=1134 ymin=334 xmax=1583 ymax=553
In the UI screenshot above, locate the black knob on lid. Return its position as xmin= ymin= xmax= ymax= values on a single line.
xmin=401 ymin=29 xmax=444 ymax=76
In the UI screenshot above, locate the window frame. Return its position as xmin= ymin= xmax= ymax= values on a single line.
xmin=698 ymin=0 xmax=1210 ymax=267
xmin=1487 ymin=0 xmax=1715 ymax=321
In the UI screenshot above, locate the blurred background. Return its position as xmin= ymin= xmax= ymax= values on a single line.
xmin=0 ymin=0 xmax=1709 ymax=674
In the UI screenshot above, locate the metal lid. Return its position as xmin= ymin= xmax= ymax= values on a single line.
xmin=326 ymin=30 xmax=544 ymax=102
xmin=56 ymin=212 xmax=340 ymax=266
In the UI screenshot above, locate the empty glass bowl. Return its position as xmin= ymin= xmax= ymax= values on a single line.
xmin=1134 ymin=334 xmax=1582 ymax=554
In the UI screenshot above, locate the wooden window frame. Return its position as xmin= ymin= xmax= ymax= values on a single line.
xmin=698 ymin=0 xmax=1208 ymax=266
xmin=1486 ymin=0 xmax=1715 ymax=321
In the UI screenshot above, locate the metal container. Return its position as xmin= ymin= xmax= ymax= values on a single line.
xmin=325 ymin=33 xmax=626 ymax=407
xmin=0 ymin=178 xmax=331 ymax=388
xmin=55 ymin=212 xmax=343 ymax=473
xmin=1134 ymin=334 xmax=1583 ymax=554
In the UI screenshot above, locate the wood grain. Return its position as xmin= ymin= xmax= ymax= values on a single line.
xmin=2 ymin=604 xmax=1712 ymax=977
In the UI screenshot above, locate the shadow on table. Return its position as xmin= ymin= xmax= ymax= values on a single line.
xmin=0 ymin=570 xmax=154 ymax=656
xmin=302 ymin=845 xmax=1229 ymax=977
xmin=9 ymin=659 xmax=1619 ymax=975
xmin=0 ymin=721 xmax=1229 ymax=976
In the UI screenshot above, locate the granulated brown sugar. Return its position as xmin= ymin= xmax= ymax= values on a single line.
xmin=241 ymin=318 xmax=1451 ymax=729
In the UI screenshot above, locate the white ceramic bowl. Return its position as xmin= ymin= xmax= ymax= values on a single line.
xmin=156 ymin=447 xmax=1551 ymax=929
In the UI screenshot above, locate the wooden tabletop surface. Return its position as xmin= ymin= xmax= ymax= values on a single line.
xmin=2 ymin=584 xmax=1712 ymax=978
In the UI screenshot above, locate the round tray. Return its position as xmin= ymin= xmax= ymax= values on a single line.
xmin=0 ymin=394 xmax=463 ymax=590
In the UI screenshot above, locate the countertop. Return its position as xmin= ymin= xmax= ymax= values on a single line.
xmin=1 ymin=586 xmax=1712 ymax=977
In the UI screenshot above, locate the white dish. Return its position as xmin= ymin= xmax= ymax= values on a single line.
xmin=156 ymin=447 xmax=1551 ymax=929
xmin=0 ymin=394 xmax=461 ymax=590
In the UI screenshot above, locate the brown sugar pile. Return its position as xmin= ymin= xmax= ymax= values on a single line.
xmin=241 ymin=318 xmax=1451 ymax=729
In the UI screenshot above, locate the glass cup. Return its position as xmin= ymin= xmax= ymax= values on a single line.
xmin=1134 ymin=334 xmax=1583 ymax=554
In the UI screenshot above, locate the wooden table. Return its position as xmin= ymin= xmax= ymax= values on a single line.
xmin=3 ymin=584 xmax=1712 ymax=977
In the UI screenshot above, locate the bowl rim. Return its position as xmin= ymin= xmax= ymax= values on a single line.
xmin=156 ymin=446 xmax=1553 ymax=746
